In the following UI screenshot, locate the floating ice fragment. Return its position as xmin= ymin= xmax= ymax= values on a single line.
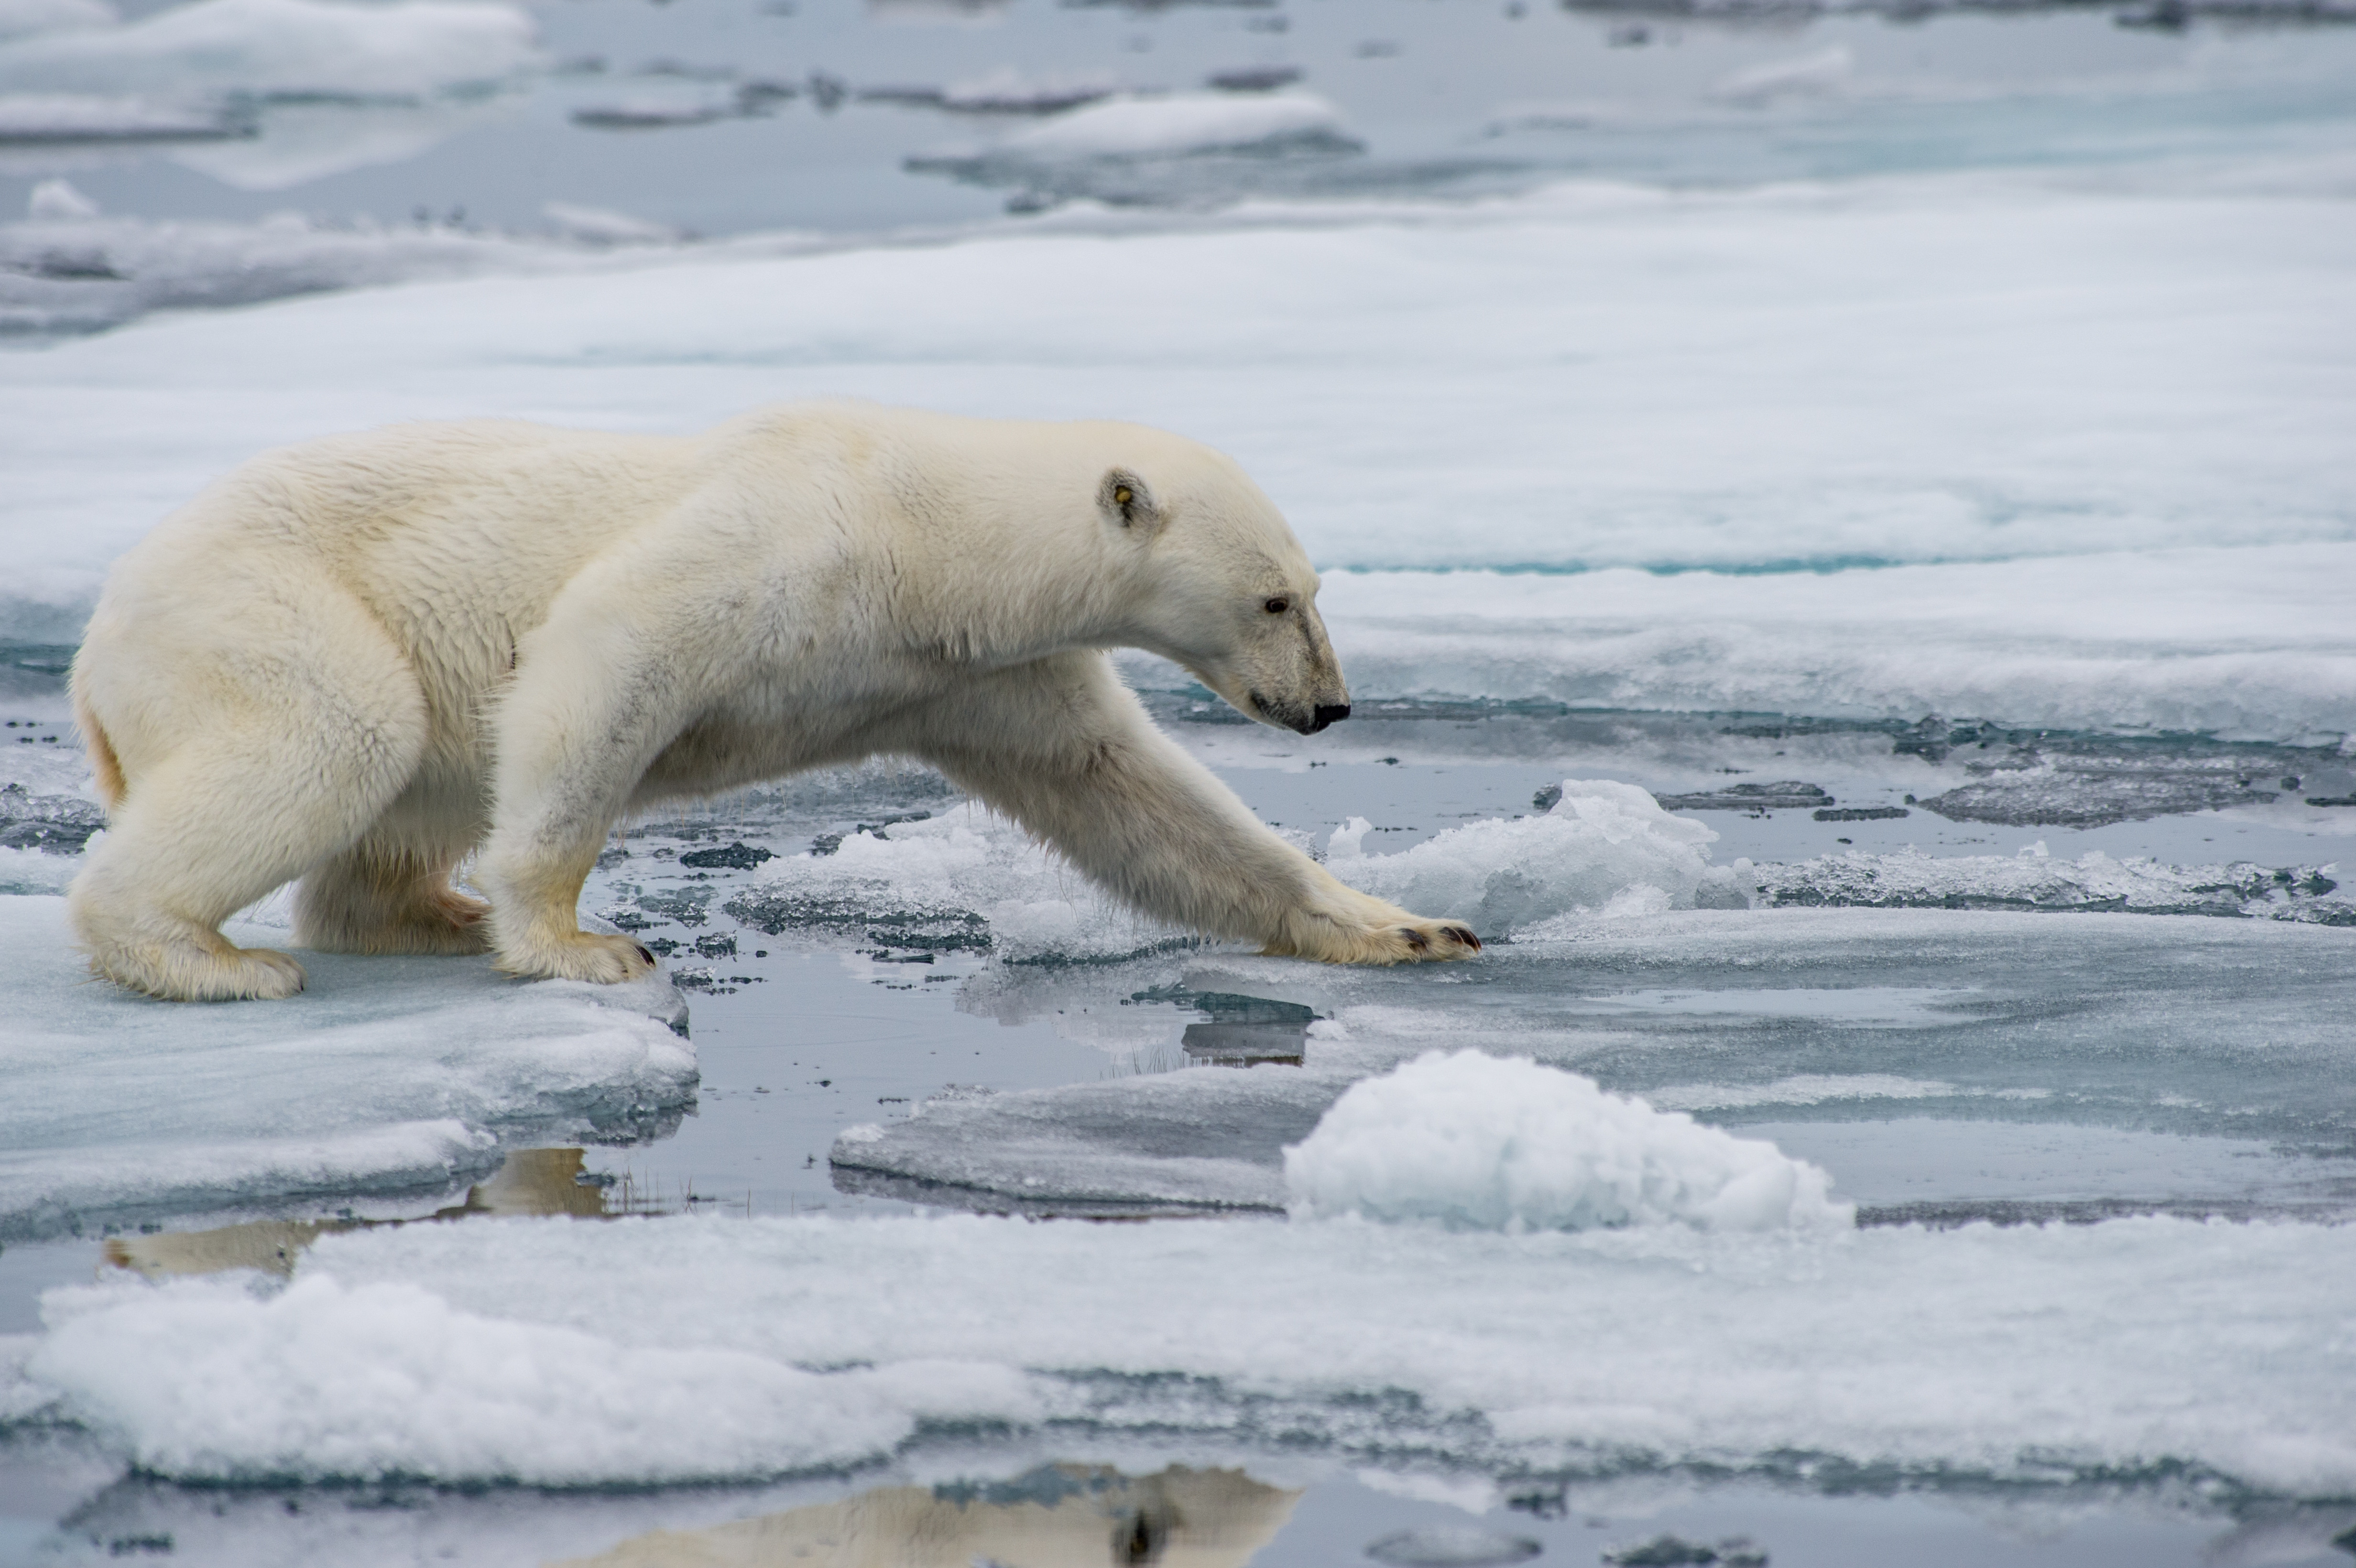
xmin=539 ymin=200 xmax=681 ymax=246
xmin=1284 ymin=1051 xmax=1853 ymax=1233
xmin=0 ymin=0 xmax=112 ymax=42
xmin=1365 ymin=1526 xmax=1544 ymax=1567
xmin=994 ymin=91 xmax=1360 ymax=161
xmin=1328 ymin=780 xmax=1716 ymax=936
xmin=0 ymin=0 xmax=543 ymax=101
xmin=26 ymin=177 xmax=94 ymax=218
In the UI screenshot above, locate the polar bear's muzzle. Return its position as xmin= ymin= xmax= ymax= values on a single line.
xmin=1251 ymin=692 xmax=1351 ymax=735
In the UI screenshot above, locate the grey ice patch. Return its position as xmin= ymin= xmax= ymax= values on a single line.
xmin=0 ymin=781 xmax=103 ymax=853
xmin=1655 ymin=782 xmax=1830 ymax=812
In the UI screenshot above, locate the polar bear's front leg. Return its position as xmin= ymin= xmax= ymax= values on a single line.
xmin=909 ymin=655 xmax=1481 ymax=965
xmin=475 ymin=634 xmax=676 ymax=985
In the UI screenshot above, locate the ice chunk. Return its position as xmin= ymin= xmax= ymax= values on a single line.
xmin=724 ymin=803 xmax=1192 ymax=963
xmin=1328 ymin=780 xmax=1717 ymax=936
xmin=994 ymin=91 xmax=1361 ymax=161
xmin=1366 ymin=1528 xmax=1543 ymax=1568
xmin=938 ymin=67 xmax=1115 ymax=115
xmin=0 ymin=91 xmax=242 ymax=142
xmin=0 ymin=895 xmax=694 ymax=1240
xmin=1285 ymin=1051 xmax=1852 ymax=1233
xmin=0 ymin=0 xmax=542 ymax=101
xmin=22 ymin=1206 xmax=2356 ymax=1495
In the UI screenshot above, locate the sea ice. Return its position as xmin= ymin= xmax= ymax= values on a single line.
xmin=1284 ymin=1051 xmax=1851 ymax=1233
xmin=18 ymin=1205 xmax=2356 ymax=1495
xmin=0 ymin=0 xmax=110 ymax=41
xmin=0 ymin=895 xmax=694 ymax=1241
xmin=0 ymin=0 xmax=541 ymax=102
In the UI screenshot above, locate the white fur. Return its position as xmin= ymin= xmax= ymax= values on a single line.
xmin=67 ymin=402 xmax=1480 ymax=1001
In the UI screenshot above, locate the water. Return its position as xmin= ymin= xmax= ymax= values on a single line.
xmin=4 ymin=0 xmax=2356 ymax=1560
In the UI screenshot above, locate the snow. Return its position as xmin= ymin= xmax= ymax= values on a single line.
xmin=0 ymin=895 xmax=695 ymax=1240
xmin=0 ymin=0 xmax=542 ymax=102
xmin=993 ymin=92 xmax=1362 ymax=161
xmin=1284 ymin=1051 xmax=1852 ymax=1233
xmin=1328 ymin=780 xmax=1723 ymax=935
xmin=19 ymin=1206 xmax=2356 ymax=1495
xmin=1 ymin=170 xmax=2348 ymax=737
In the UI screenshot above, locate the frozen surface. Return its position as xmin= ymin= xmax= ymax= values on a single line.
xmin=0 ymin=0 xmax=540 ymax=102
xmin=14 ymin=1206 xmax=2356 ymax=1495
xmin=1284 ymin=1051 xmax=1851 ymax=1233
xmin=0 ymin=896 xmax=695 ymax=1241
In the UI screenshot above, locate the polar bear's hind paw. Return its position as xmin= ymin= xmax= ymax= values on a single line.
xmin=88 ymin=941 xmax=308 ymax=1002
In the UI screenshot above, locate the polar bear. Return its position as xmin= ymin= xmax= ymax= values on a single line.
xmin=68 ymin=402 xmax=1481 ymax=1001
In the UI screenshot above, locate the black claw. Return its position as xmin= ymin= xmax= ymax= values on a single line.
xmin=1447 ymin=926 xmax=1482 ymax=950
xmin=1401 ymin=926 xmax=1430 ymax=952
xmin=633 ymin=943 xmax=654 ymax=965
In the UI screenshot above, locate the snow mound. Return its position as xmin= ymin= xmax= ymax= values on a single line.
xmin=0 ymin=895 xmax=694 ymax=1240
xmin=997 ymin=91 xmax=1360 ymax=161
xmin=724 ymin=803 xmax=1191 ymax=964
xmin=0 ymin=0 xmax=541 ymax=102
xmin=1327 ymin=780 xmax=1718 ymax=936
xmin=1285 ymin=1051 xmax=1852 ymax=1233
xmin=31 ymin=1271 xmax=1027 ymax=1485
xmin=1752 ymin=847 xmax=2351 ymax=925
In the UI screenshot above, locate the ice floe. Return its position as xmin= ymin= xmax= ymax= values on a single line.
xmin=991 ymin=92 xmax=1362 ymax=162
xmin=1750 ymin=845 xmax=2349 ymax=923
xmin=1285 ymin=1051 xmax=1852 ymax=1233
xmin=17 ymin=1205 xmax=2356 ymax=1494
xmin=0 ymin=0 xmax=541 ymax=102
xmin=0 ymin=895 xmax=694 ymax=1240
xmin=1328 ymin=780 xmax=1723 ymax=936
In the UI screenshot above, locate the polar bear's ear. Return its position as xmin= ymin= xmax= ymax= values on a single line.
xmin=1097 ymin=468 xmax=1163 ymax=538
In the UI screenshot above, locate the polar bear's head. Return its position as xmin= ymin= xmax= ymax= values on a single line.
xmin=1098 ymin=455 xmax=1351 ymax=735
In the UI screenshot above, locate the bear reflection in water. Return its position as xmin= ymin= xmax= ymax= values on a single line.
xmin=100 ymin=1146 xmax=619 ymax=1280
xmin=552 ymin=1464 xmax=1300 ymax=1568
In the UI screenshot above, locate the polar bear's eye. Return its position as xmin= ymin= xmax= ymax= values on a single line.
xmin=1264 ymin=597 xmax=1291 ymax=615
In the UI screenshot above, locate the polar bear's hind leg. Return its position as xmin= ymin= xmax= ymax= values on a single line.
xmin=68 ymin=591 xmax=430 ymax=1001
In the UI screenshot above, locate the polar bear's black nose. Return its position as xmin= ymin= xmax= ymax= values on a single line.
xmin=1309 ymin=703 xmax=1351 ymax=733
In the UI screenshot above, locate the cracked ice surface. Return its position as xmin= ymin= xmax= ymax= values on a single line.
xmin=0 ymin=896 xmax=695 ymax=1241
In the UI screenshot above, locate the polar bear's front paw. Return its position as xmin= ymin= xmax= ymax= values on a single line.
xmin=1266 ymin=907 xmax=1483 ymax=966
xmin=496 ymin=929 xmax=659 ymax=984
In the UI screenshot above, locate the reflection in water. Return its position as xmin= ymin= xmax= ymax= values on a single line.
xmin=100 ymin=1147 xmax=625 ymax=1281
xmin=551 ymin=1464 xmax=1300 ymax=1568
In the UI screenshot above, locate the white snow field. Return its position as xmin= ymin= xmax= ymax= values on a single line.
xmin=0 ymin=895 xmax=693 ymax=1241
xmin=1 ymin=168 xmax=2351 ymax=735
